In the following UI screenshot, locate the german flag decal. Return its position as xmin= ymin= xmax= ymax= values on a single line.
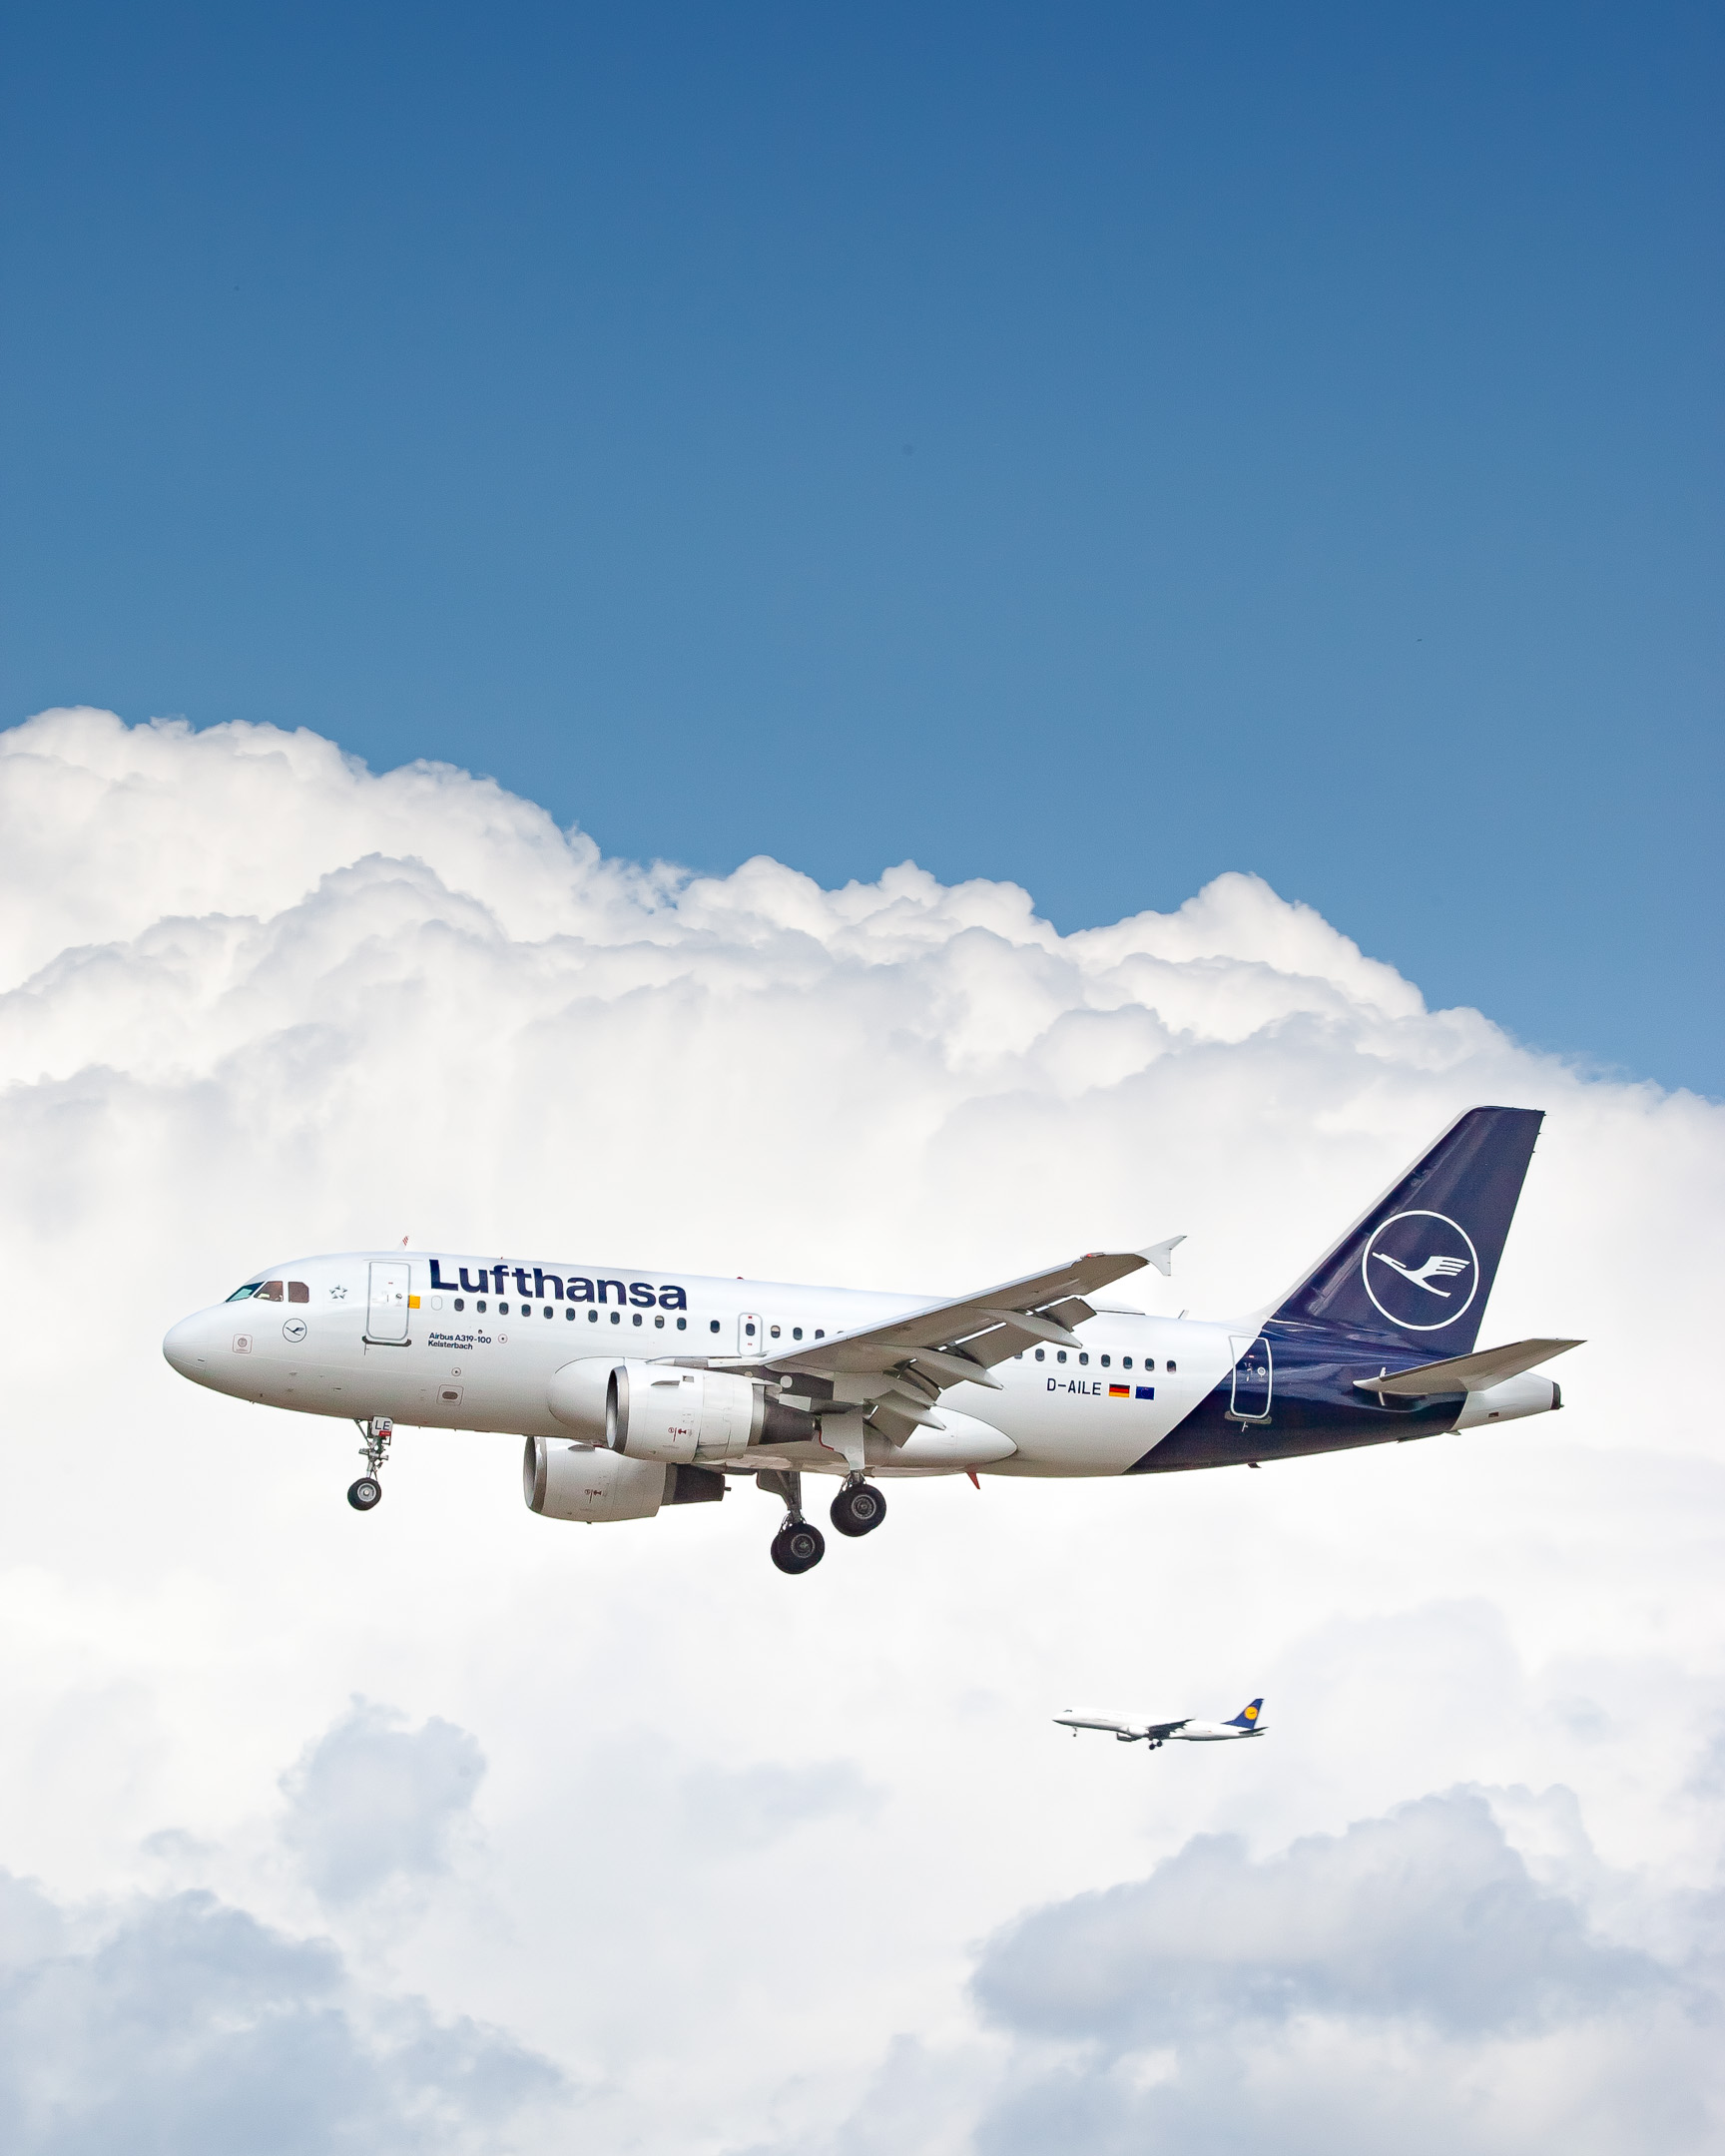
xmin=1108 ymin=1383 xmax=1130 ymax=1398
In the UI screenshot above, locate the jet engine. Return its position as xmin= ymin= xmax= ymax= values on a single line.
xmin=606 ymin=1360 xmax=765 ymax=1463
xmin=522 ymin=1437 xmax=668 ymax=1523
xmin=523 ymin=1438 xmax=730 ymax=1522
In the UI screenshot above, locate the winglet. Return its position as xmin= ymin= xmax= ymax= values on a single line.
xmin=1138 ymin=1235 xmax=1186 ymax=1277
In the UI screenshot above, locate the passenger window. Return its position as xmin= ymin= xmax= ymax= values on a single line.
xmin=589 ymin=1309 xmax=599 ymax=1322
xmin=770 ymin=1325 xmax=781 ymax=1339
xmin=1166 ymin=1359 xmax=1176 ymax=1372
xmin=815 ymin=1329 xmax=825 ymax=1339
xmin=544 ymin=1306 xmax=554 ymax=1320
xmin=288 ymin=1282 xmax=308 ymax=1304
xmin=1057 ymin=1350 xmax=1067 ymax=1363
xmin=745 ymin=1322 xmax=757 ymax=1338
xmin=499 ymin=1302 xmax=510 ymax=1316
xmin=793 ymin=1327 xmax=803 ymax=1341
xmin=1100 ymin=1354 xmax=1110 ymax=1367
xmin=257 ymin=1282 xmax=284 ymax=1302
xmin=655 ymin=1315 xmax=665 ymax=1329
xmin=476 ymin=1300 xmax=487 ymax=1314
xmin=454 ymin=1298 xmax=465 ymax=1312
xmin=633 ymin=1313 xmax=643 ymax=1326
xmin=1078 ymin=1352 xmax=1088 ymax=1366
xmin=710 ymin=1320 xmax=721 ymax=1334
xmin=1122 ymin=1354 xmax=1131 ymax=1369
xmin=566 ymin=1308 xmax=575 ymax=1320
xmin=611 ymin=1312 xmax=621 ymax=1325
xmin=1035 ymin=1348 xmax=1045 ymax=1362
xmin=678 ymin=1318 xmax=688 ymax=1331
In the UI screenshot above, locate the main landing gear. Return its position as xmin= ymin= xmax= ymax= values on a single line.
xmin=758 ymin=1470 xmax=887 ymax=1571
xmin=759 ymin=1468 xmax=827 ymax=1574
xmin=771 ymin=1516 xmax=826 ymax=1575
xmin=347 ymin=1417 xmax=392 ymax=1511
xmin=830 ymin=1475 xmax=887 ymax=1538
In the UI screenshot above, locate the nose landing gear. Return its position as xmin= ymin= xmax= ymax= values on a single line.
xmin=347 ymin=1418 xmax=392 ymax=1511
xmin=830 ymin=1476 xmax=886 ymax=1538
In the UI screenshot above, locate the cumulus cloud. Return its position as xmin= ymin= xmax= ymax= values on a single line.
xmin=975 ymin=1789 xmax=1661 ymax=2045
xmin=0 ymin=1868 xmax=562 ymax=2155
xmin=0 ymin=1693 xmax=558 ymax=2154
xmin=1 ymin=708 xmax=1722 ymax=2153
xmin=281 ymin=1699 xmax=486 ymax=1905
xmin=782 ymin=1794 xmax=1722 ymax=2156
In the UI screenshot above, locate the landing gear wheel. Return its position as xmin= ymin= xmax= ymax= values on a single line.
xmin=349 ymin=1417 xmax=392 ymax=1510
xmin=770 ymin=1519 xmax=826 ymax=1574
xmin=830 ymin=1480 xmax=886 ymax=1537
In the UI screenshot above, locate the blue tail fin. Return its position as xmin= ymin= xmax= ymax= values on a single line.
xmin=1228 ymin=1698 xmax=1264 ymax=1728
xmin=1275 ymin=1106 xmax=1542 ymax=1353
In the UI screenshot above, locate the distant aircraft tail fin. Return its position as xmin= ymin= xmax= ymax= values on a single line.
xmin=1272 ymin=1106 xmax=1543 ymax=1353
xmin=1227 ymin=1698 xmax=1264 ymax=1729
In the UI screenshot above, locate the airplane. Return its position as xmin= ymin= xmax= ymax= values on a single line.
xmin=1055 ymin=1698 xmax=1266 ymax=1750
xmin=162 ymin=1105 xmax=1580 ymax=1575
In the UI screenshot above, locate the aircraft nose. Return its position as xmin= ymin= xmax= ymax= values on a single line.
xmin=163 ymin=1312 xmax=214 ymax=1379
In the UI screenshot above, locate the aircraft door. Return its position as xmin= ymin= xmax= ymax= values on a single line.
xmin=1228 ymin=1335 xmax=1273 ymax=1422
xmin=738 ymin=1312 xmax=763 ymax=1356
xmin=366 ymin=1261 xmax=411 ymax=1344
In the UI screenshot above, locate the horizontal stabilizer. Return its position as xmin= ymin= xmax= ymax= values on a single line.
xmin=1356 ymin=1337 xmax=1583 ymax=1397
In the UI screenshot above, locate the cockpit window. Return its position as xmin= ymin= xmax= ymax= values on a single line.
xmin=227 ymin=1283 xmax=262 ymax=1302
xmin=288 ymin=1282 xmax=308 ymax=1303
xmin=254 ymin=1281 xmax=285 ymax=1302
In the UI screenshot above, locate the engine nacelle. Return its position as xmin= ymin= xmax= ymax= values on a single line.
xmin=546 ymin=1357 xmax=616 ymax=1442
xmin=523 ymin=1440 xmax=730 ymax=1523
xmin=523 ymin=1438 xmax=667 ymax=1523
xmin=607 ymin=1360 xmax=764 ymax=1463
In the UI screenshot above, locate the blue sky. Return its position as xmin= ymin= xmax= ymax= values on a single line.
xmin=4 ymin=1 xmax=1719 ymax=1091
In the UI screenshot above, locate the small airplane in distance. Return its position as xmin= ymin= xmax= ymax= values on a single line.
xmin=1055 ymin=1698 xmax=1266 ymax=1751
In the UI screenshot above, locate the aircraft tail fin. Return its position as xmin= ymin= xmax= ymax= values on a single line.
xmin=1273 ymin=1106 xmax=1542 ymax=1353
xmin=1227 ymin=1698 xmax=1264 ymax=1729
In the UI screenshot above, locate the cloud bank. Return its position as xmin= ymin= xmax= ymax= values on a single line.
xmin=963 ymin=1790 xmax=1718 ymax=2156
xmin=0 ymin=1697 xmax=561 ymax=2156
xmin=0 ymin=708 xmax=1721 ymax=2151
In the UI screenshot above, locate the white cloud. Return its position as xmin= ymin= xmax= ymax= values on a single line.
xmin=955 ymin=1789 xmax=1723 ymax=2155
xmin=280 ymin=1699 xmax=486 ymax=1906
xmin=0 ymin=1717 xmax=564 ymax=2156
xmin=0 ymin=707 xmax=1721 ymax=2151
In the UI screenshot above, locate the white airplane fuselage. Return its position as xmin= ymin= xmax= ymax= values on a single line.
xmin=163 ymin=1250 xmax=1235 ymax=1479
xmin=160 ymin=1109 xmax=1573 ymax=1562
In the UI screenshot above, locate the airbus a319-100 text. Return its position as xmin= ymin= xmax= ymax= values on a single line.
xmin=163 ymin=1107 xmax=1580 ymax=1574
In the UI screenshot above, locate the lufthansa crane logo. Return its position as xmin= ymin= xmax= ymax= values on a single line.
xmin=1362 ymin=1210 xmax=1479 ymax=1332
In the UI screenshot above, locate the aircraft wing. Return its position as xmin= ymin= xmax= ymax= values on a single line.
xmin=760 ymin=1247 xmax=1160 ymax=1402
xmin=1355 ymin=1337 xmax=1583 ymax=1398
